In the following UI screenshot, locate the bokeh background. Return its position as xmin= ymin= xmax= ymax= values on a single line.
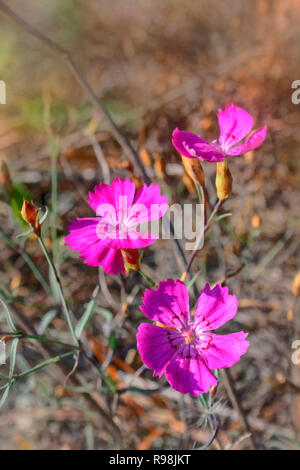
xmin=0 ymin=0 xmax=299 ymax=450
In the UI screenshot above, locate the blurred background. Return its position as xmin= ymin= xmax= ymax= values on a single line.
xmin=0 ymin=0 xmax=299 ymax=450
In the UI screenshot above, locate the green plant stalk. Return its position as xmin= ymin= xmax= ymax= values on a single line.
xmin=37 ymin=236 xmax=78 ymax=345
xmin=138 ymin=269 xmax=156 ymax=287
xmin=20 ymin=248 xmax=51 ymax=294
xmin=18 ymin=350 xmax=75 ymax=378
xmin=182 ymin=199 xmax=222 ymax=281
xmin=81 ymin=353 xmax=117 ymax=393
xmin=0 ymin=231 xmax=50 ymax=295
xmin=194 ymin=182 xmax=207 ymax=226
xmin=0 ymin=331 xmax=77 ymax=349
xmin=49 ymin=135 xmax=60 ymax=265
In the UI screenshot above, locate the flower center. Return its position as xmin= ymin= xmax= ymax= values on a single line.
xmin=182 ymin=331 xmax=196 ymax=344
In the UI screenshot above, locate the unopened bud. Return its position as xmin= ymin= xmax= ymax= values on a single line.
xmin=154 ymin=152 xmax=167 ymax=180
xmin=0 ymin=161 xmax=13 ymax=194
xmin=21 ymin=200 xmax=38 ymax=227
xmin=292 ymin=271 xmax=300 ymax=297
xmin=181 ymin=155 xmax=205 ymax=187
xmin=35 ymin=218 xmax=41 ymax=237
xmin=215 ymin=160 xmax=232 ymax=201
xmin=140 ymin=147 xmax=153 ymax=167
xmin=121 ymin=249 xmax=140 ymax=274
xmin=0 ymin=335 xmax=13 ymax=344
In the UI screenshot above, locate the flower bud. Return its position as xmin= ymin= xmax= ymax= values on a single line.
xmin=21 ymin=200 xmax=38 ymax=227
xmin=0 ymin=161 xmax=13 ymax=194
xmin=181 ymin=155 xmax=205 ymax=187
xmin=35 ymin=218 xmax=41 ymax=237
xmin=154 ymin=152 xmax=167 ymax=180
xmin=215 ymin=160 xmax=232 ymax=201
xmin=292 ymin=271 xmax=300 ymax=298
xmin=140 ymin=147 xmax=153 ymax=167
xmin=210 ymin=384 xmax=218 ymax=398
xmin=121 ymin=249 xmax=140 ymax=274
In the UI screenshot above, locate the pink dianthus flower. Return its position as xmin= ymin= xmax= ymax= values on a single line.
xmin=172 ymin=103 xmax=267 ymax=162
xmin=65 ymin=178 xmax=168 ymax=274
xmin=137 ymin=279 xmax=249 ymax=395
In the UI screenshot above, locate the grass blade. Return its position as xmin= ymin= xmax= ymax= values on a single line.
xmin=75 ymin=286 xmax=99 ymax=339
xmin=0 ymin=297 xmax=17 ymax=332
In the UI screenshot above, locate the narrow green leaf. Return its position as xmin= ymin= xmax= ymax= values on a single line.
xmin=9 ymin=338 xmax=19 ymax=378
xmin=48 ymin=264 xmax=60 ymax=303
xmin=18 ymin=351 xmax=75 ymax=378
xmin=0 ymin=384 xmax=11 ymax=409
xmin=75 ymin=286 xmax=99 ymax=339
xmin=85 ymin=422 xmax=95 ymax=450
xmin=39 ymin=206 xmax=49 ymax=225
xmin=187 ymin=269 xmax=202 ymax=291
xmin=108 ymin=334 xmax=117 ymax=350
xmin=0 ymin=297 xmax=17 ymax=332
xmin=37 ymin=309 xmax=57 ymax=334
xmin=16 ymin=230 xmax=32 ymax=239
xmin=212 ymin=213 xmax=232 ymax=224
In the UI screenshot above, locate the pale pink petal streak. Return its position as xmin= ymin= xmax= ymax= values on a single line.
xmin=128 ymin=183 xmax=168 ymax=226
xmin=226 ymin=126 xmax=267 ymax=156
xmin=218 ymin=104 xmax=254 ymax=149
xmin=200 ymin=331 xmax=250 ymax=369
xmin=172 ymin=128 xmax=225 ymax=162
xmin=194 ymin=283 xmax=238 ymax=330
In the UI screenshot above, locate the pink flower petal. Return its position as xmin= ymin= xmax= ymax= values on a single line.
xmin=91 ymin=246 xmax=124 ymax=274
xmin=82 ymin=243 xmax=124 ymax=273
xmin=200 ymin=331 xmax=250 ymax=369
xmin=165 ymin=353 xmax=217 ymax=395
xmin=65 ymin=217 xmax=125 ymax=273
xmin=194 ymin=283 xmax=238 ymax=331
xmin=118 ymin=230 xmax=158 ymax=249
xmin=95 ymin=220 xmax=158 ymax=249
xmin=172 ymin=128 xmax=225 ymax=162
xmin=65 ymin=218 xmax=101 ymax=252
xmin=137 ymin=323 xmax=179 ymax=377
xmin=128 ymin=183 xmax=168 ymax=226
xmin=218 ymin=104 xmax=254 ymax=150
xmin=140 ymin=279 xmax=190 ymax=329
xmin=87 ymin=178 xmax=136 ymax=215
xmin=226 ymin=126 xmax=267 ymax=156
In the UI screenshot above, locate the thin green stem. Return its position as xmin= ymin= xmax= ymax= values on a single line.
xmin=37 ymin=236 xmax=78 ymax=345
xmin=26 ymin=334 xmax=77 ymax=349
xmin=138 ymin=269 xmax=156 ymax=287
xmin=81 ymin=351 xmax=116 ymax=393
xmin=0 ymin=231 xmax=50 ymax=295
xmin=182 ymin=199 xmax=222 ymax=281
xmin=19 ymin=249 xmax=51 ymax=294
xmin=49 ymin=135 xmax=60 ymax=264
xmin=0 ymin=331 xmax=77 ymax=349
xmin=18 ymin=351 xmax=75 ymax=378
xmin=195 ymin=183 xmax=207 ymax=226
xmin=0 ymin=331 xmax=20 ymax=337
